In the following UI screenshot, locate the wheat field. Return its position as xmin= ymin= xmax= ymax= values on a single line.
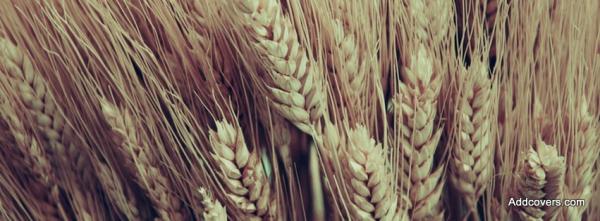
xmin=0 ymin=0 xmax=598 ymax=220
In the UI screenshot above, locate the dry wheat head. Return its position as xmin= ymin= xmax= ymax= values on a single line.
xmin=235 ymin=0 xmax=326 ymax=134
xmin=101 ymin=99 xmax=185 ymax=221
xmin=388 ymin=44 xmax=444 ymax=221
xmin=209 ymin=120 xmax=276 ymax=219
xmin=448 ymin=61 xmax=494 ymax=209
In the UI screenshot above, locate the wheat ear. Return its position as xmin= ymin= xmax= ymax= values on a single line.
xmin=514 ymin=138 xmax=565 ymax=221
xmin=100 ymin=99 xmax=185 ymax=221
xmin=341 ymin=126 xmax=398 ymax=220
xmin=198 ymin=188 xmax=227 ymax=221
xmin=235 ymin=0 xmax=326 ymax=134
xmin=209 ymin=120 xmax=276 ymax=219
xmin=448 ymin=62 xmax=494 ymax=210
xmin=389 ymin=44 xmax=444 ymax=220
xmin=405 ymin=0 xmax=452 ymax=47
xmin=0 ymin=37 xmax=99 ymax=220
xmin=96 ymin=163 xmax=140 ymax=220
xmin=0 ymin=101 xmax=64 ymax=221
xmin=564 ymin=98 xmax=599 ymax=219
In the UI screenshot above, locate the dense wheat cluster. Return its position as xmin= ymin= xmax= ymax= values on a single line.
xmin=0 ymin=0 xmax=598 ymax=220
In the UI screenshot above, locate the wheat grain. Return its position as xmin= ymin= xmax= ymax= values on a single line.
xmin=341 ymin=126 xmax=397 ymax=221
xmin=514 ymin=138 xmax=565 ymax=221
xmin=100 ymin=99 xmax=185 ymax=221
xmin=388 ymin=44 xmax=444 ymax=220
xmin=235 ymin=0 xmax=326 ymax=134
xmin=448 ymin=61 xmax=494 ymax=210
xmin=198 ymin=187 xmax=227 ymax=221
xmin=208 ymin=120 xmax=276 ymax=219
xmin=564 ymin=98 xmax=599 ymax=219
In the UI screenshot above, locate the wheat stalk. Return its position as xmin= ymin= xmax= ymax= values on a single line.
xmin=100 ymin=99 xmax=185 ymax=221
xmin=208 ymin=120 xmax=276 ymax=219
xmin=341 ymin=126 xmax=398 ymax=220
xmin=564 ymin=98 xmax=599 ymax=219
xmin=198 ymin=187 xmax=227 ymax=221
xmin=388 ymin=44 xmax=444 ymax=220
xmin=235 ymin=0 xmax=326 ymax=134
xmin=0 ymin=37 xmax=101 ymax=220
xmin=448 ymin=61 xmax=495 ymax=210
xmin=514 ymin=138 xmax=565 ymax=221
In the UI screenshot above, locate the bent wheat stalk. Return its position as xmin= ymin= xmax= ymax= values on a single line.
xmin=235 ymin=0 xmax=326 ymax=134
xmin=389 ymin=44 xmax=444 ymax=221
xmin=448 ymin=61 xmax=494 ymax=211
xmin=101 ymin=99 xmax=185 ymax=221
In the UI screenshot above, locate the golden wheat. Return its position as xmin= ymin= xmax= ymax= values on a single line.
xmin=0 ymin=99 xmax=64 ymax=221
xmin=389 ymin=44 xmax=444 ymax=220
xmin=235 ymin=0 xmax=326 ymax=134
xmin=100 ymin=99 xmax=185 ymax=221
xmin=198 ymin=187 xmax=227 ymax=221
xmin=208 ymin=120 xmax=276 ymax=219
xmin=448 ymin=61 xmax=495 ymax=210
xmin=564 ymin=98 xmax=599 ymax=219
xmin=342 ymin=126 xmax=397 ymax=220
xmin=0 ymin=37 xmax=100 ymax=220
xmin=514 ymin=138 xmax=565 ymax=220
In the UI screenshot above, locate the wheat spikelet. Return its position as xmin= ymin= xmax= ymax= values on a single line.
xmin=448 ymin=61 xmax=494 ymax=210
xmin=0 ymin=37 xmax=100 ymax=220
xmin=0 ymin=101 xmax=64 ymax=221
xmin=198 ymin=188 xmax=227 ymax=221
xmin=388 ymin=44 xmax=444 ymax=220
xmin=405 ymin=0 xmax=452 ymax=46
xmin=96 ymin=163 xmax=140 ymax=221
xmin=341 ymin=126 xmax=397 ymax=220
xmin=100 ymin=99 xmax=185 ymax=221
xmin=208 ymin=120 xmax=276 ymax=219
xmin=235 ymin=0 xmax=326 ymax=134
xmin=564 ymin=98 xmax=599 ymax=219
xmin=514 ymin=138 xmax=565 ymax=221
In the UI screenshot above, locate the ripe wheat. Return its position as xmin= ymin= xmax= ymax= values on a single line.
xmin=389 ymin=44 xmax=444 ymax=220
xmin=101 ymin=99 xmax=185 ymax=221
xmin=208 ymin=120 xmax=276 ymax=219
xmin=448 ymin=61 xmax=495 ymax=210
xmin=235 ymin=0 xmax=326 ymax=134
